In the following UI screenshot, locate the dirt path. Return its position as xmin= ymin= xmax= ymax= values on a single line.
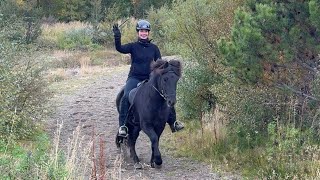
xmin=46 ymin=64 xmax=239 ymax=180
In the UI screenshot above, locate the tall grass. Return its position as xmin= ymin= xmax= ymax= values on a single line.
xmin=0 ymin=121 xmax=125 ymax=179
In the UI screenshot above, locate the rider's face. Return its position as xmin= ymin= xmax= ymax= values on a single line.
xmin=138 ymin=29 xmax=149 ymax=39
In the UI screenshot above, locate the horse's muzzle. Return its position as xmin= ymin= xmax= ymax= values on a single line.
xmin=166 ymin=98 xmax=176 ymax=107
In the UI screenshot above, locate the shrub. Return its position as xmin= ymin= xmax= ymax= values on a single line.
xmin=56 ymin=27 xmax=98 ymax=50
xmin=0 ymin=43 xmax=50 ymax=141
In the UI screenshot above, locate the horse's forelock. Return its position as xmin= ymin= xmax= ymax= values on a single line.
xmin=169 ymin=60 xmax=182 ymax=77
xmin=151 ymin=59 xmax=182 ymax=77
xmin=151 ymin=59 xmax=167 ymax=72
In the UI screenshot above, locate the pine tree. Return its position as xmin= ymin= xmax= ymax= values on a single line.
xmin=219 ymin=0 xmax=320 ymax=99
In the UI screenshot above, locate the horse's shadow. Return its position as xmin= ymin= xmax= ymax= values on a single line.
xmin=115 ymin=59 xmax=182 ymax=169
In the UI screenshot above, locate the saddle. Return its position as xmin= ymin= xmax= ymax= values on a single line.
xmin=126 ymin=80 xmax=148 ymax=125
xmin=128 ymin=80 xmax=148 ymax=105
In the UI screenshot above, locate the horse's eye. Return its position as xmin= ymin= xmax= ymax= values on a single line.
xmin=164 ymin=77 xmax=168 ymax=82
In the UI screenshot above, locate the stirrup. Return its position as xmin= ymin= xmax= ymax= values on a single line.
xmin=118 ymin=125 xmax=128 ymax=137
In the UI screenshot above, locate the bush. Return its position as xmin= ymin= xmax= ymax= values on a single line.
xmin=56 ymin=27 xmax=98 ymax=50
xmin=0 ymin=43 xmax=50 ymax=141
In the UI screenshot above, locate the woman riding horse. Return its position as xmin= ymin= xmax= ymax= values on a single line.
xmin=112 ymin=19 xmax=184 ymax=136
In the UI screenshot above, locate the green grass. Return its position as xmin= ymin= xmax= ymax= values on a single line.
xmin=0 ymin=132 xmax=67 ymax=179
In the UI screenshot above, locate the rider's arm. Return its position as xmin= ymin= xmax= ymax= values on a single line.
xmin=115 ymin=37 xmax=132 ymax=54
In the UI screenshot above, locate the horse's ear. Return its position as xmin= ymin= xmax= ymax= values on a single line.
xmin=151 ymin=59 xmax=167 ymax=71
xmin=169 ymin=60 xmax=182 ymax=77
xmin=169 ymin=60 xmax=181 ymax=68
xmin=164 ymin=62 xmax=169 ymax=68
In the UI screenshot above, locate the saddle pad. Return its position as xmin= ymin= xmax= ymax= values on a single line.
xmin=128 ymin=80 xmax=147 ymax=105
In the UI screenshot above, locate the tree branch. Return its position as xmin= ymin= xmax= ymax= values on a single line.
xmin=276 ymin=82 xmax=319 ymax=101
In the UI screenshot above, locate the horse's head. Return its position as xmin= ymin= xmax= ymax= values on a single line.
xmin=151 ymin=59 xmax=182 ymax=107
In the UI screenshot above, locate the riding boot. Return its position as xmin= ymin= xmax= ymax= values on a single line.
xmin=118 ymin=96 xmax=129 ymax=137
xmin=168 ymin=107 xmax=185 ymax=133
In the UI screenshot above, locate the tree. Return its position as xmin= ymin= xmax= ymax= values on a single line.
xmin=58 ymin=0 xmax=89 ymax=22
xmin=0 ymin=0 xmax=42 ymax=44
xmin=219 ymin=0 xmax=320 ymax=100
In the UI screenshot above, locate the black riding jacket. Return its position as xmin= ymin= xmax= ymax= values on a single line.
xmin=114 ymin=37 xmax=161 ymax=80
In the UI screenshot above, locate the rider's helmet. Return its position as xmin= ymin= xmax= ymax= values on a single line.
xmin=136 ymin=20 xmax=151 ymax=32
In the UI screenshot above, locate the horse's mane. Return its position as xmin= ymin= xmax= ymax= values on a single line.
xmin=151 ymin=59 xmax=182 ymax=77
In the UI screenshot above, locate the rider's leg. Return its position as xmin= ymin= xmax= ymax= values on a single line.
xmin=167 ymin=106 xmax=184 ymax=133
xmin=118 ymin=77 xmax=140 ymax=136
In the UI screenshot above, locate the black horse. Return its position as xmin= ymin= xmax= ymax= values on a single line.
xmin=116 ymin=59 xmax=182 ymax=169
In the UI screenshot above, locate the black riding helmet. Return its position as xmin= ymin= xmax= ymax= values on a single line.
xmin=136 ymin=20 xmax=151 ymax=32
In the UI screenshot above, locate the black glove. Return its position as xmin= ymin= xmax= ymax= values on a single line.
xmin=112 ymin=24 xmax=121 ymax=38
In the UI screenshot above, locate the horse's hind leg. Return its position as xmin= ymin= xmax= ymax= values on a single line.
xmin=143 ymin=128 xmax=162 ymax=168
xmin=127 ymin=125 xmax=142 ymax=169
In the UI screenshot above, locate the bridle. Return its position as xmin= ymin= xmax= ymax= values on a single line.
xmin=152 ymin=70 xmax=178 ymax=100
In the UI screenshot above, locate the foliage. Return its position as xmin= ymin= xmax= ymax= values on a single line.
xmin=218 ymin=0 xmax=320 ymax=94
xmin=0 ymin=44 xmax=50 ymax=141
xmin=218 ymin=0 xmax=320 ymax=146
xmin=34 ymin=0 xmax=174 ymax=21
xmin=149 ymin=0 xmax=320 ymax=178
xmin=56 ymin=27 xmax=98 ymax=50
xmin=216 ymin=1 xmax=320 ymax=176
xmin=0 ymin=0 xmax=42 ymax=45
xmin=132 ymin=0 xmax=173 ymax=18
xmin=0 ymin=1 xmax=49 ymax=141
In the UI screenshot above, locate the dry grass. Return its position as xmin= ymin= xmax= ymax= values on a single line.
xmin=49 ymin=120 xmax=93 ymax=179
xmin=45 ymin=49 xmax=128 ymax=83
xmin=202 ymin=105 xmax=228 ymax=143
xmin=41 ymin=21 xmax=91 ymax=43
xmin=49 ymin=120 xmax=125 ymax=179
xmin=42 ymin=21 xmax=90 ymax=32
xmin=163 ymin=105 xmax=228 ymax=159
xmin=79 ymin=56 xmax=91 ymax=74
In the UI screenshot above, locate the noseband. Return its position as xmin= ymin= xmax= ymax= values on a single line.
xmin=152 ymin=70 xmax=177 ymax=100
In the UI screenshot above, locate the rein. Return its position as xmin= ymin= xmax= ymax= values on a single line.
xmin=152 ymin=85 xmax=166 ymax=99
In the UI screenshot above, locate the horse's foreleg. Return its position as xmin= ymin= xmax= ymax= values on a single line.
xmin=127 ymin=125 xmax=142 ymax=169
xmin=143 ymin=128 xmax=162 ymax=168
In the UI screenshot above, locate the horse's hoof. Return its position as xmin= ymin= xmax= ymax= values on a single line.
xmin=134 ymin=162 xmax=143 ymax=169
xmin=151 ymin=162 xmax=162 ymax=169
